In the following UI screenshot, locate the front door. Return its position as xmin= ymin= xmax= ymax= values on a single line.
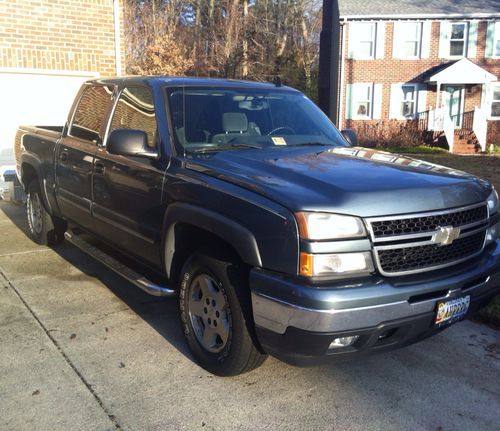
xmin=442 ymin=85 xmax=465 ymax=128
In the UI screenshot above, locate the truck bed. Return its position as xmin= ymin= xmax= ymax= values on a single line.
xmin=14 ymin=125 xmax=63 ymax=179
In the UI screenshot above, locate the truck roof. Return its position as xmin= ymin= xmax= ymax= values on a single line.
xmin=87 ymin=76 xmax=299 ymax=92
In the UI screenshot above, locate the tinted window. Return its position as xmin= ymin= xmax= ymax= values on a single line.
xmin=109 ymin=86 xmax=157 ymax=148
xmin=71 ymin=85 xmax=114 ymax=142
xmin=167 ymin=87 xmax=347 ymax=151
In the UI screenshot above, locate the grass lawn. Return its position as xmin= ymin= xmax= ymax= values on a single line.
xmin=403 ymin=153 xmax=500 ymax=326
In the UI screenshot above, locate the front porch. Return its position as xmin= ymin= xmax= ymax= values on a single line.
xmin=416 ymin=59 xmax=497 ymax=154
xmin=417 ymin=107 xmax=488 ymax=154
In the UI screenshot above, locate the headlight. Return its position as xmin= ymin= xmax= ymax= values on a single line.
xmin=485 ymin=222 xmax=500 ymax=245
xmin=487 ymin=188 xmax=499 ymax=214
xmin=296 ymin=212 xmax=366 ymax=240
xmin=300 ymin=252 xmax=374 ymax=277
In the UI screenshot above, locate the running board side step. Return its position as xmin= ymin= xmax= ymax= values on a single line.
xmin=64 ymin=231 xmax=176 ymax=297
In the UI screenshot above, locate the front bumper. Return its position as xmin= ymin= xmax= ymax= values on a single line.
xmin=251 ymin=242 xmax=500 ymax=365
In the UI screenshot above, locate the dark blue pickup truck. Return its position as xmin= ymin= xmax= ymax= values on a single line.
xmin=14 ymin=77 xmax=500 ymax=375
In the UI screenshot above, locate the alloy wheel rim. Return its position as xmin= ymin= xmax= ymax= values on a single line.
xmin=27 ymin=192 xmax=43 ymax=235
xmin=188 ymin=273 xmax=231 ymax=353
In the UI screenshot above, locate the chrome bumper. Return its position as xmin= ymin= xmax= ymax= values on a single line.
xmin=251 ymin=274 xmax=498 ymax=335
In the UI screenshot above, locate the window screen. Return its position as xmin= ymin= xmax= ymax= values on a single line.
xmin=71 ymin=85 xmax=114 ymax=142
xmin=109 ymin=86 xmax=157 ymax=148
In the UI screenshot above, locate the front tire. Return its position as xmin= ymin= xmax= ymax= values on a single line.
xmin=179 ymin=252 xmax=266 ymax=376
xmin=26 ymin=180 xmax=65 ymax=245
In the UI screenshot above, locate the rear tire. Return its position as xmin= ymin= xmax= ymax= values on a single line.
xmin=179 ymin=252 xmax=266 ymax=376
xmin=26 ymin=180 xmax=66 ymax=245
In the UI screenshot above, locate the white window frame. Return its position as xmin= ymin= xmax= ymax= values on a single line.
xmin=350 ymin=22 xmax=377 ymax=59
xmin=491 ymin=83 xmax=500 ymax=119
xmin=352 ymin=83 xmax=374 ymax=119
xmin=493 ymin=21 xmax=500 ymax=58
xmin=395 ymin=22 xmax=422 ymax=59
xmin=401 ymin=85 xmax=417 ymax=119
xmin=449 ymin=22 xmax=468 ymax=57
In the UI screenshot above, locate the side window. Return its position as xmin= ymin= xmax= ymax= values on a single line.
xmin=71 ymin=85 xmax=114 ymax=142
xmin=109 ymin=86 xmax=157 ymax=148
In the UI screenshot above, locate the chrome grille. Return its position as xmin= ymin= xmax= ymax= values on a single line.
xmin=370 ymin=205 xmax=487 ymax=239
xmin=377 ymin=231 xmax=485 ymax=274
xmin=367 ymin=203 xmax=489 ymax=276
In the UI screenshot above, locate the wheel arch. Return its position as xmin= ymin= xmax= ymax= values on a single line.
xmin=20 ymin=156 xmax=52 ymax=213
xmin=162 ymin=203 xmax=262 ymax=285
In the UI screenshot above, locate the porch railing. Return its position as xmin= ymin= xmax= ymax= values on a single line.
xmin=417 ymin=110 xmax=429 ymax=131
xmin=451 ymin=110 xmax=474 ymax=131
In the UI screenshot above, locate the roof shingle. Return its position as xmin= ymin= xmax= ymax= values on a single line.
xmin=339 ymin=0 xmax=500 ymax=18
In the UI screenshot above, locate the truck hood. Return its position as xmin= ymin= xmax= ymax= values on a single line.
xmin=185 ymin=146 xmax=491 ymax=217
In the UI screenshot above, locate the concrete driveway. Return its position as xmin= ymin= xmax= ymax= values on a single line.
xmin=0 ymin=200 xmax=499 ymax=431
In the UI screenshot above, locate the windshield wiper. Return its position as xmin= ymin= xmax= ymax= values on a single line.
xmin=191 ymin=143 xmax=263 ymax=153
xmin=292 ymin=142 xmax=333 ymax=147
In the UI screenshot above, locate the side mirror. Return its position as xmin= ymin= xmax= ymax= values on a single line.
xmin=107 ymin=129 xmax=157 ymax=159
xmin=341 ymin=129 xmax=358 ymax=146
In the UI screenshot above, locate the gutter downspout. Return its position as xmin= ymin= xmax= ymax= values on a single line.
xmin=338 ymin=18 xmax=347 ymax=130
xmin=113 ymin=0 xmax=122 ymax=76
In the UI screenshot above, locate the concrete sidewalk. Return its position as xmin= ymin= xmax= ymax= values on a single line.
xmin=0 ymin=200 xmax=499 ymax=431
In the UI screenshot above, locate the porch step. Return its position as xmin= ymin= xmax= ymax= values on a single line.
xmin=452 ymin=130 xmax=481 ymax=154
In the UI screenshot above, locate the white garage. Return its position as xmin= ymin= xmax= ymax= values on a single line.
xmin=0 ymin=68 xmax=99 ymax=164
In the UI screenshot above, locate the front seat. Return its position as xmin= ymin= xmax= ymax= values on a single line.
xmin=212 ymin=112 xmax=251 ymax=144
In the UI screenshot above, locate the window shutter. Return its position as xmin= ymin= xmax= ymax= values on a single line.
xmin=416 ymin=84 xmax=427 ymax=114
xmin=421 ymin=21 xmax=432 ymax=58
xmin=438 ymin=21 xmax=450 ymax=58
xmin=389 ymin=83 xmax=403 ymax=119
xmin=347 ymin=23 xmax=356 ymax=59
xmin=467 ymin=21 xmax=478 ymax=58
xmin=345 ymin=84 xmax=353 ymax=119
xmin=373 ymin=84 xmax=383 ymax=119
xmin=376 ymin=22 xmax=385 ymax=59
xmin=392 ymin=22 xmax=401 ymax=58
xmin=485 ymin=21 xmax=495 ymax=58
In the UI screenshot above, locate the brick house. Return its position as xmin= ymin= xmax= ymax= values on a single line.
xmin=338 ymin=0 xmax=500 ymax=153
xmin=0 ymin=0 xmax=125 ymax=160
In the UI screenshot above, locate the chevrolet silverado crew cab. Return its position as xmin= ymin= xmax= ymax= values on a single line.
xmin=15 ymin=77 xmax=500 ymax=376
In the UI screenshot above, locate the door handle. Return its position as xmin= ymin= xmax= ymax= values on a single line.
xmin=60 ymin=151 xmax=69 ymax=163
xmin=94 ymin=161 xmax=105 ymax=175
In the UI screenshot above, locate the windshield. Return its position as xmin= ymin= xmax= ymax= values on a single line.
xmin=166 ymin=86 xmax=349 ymax=152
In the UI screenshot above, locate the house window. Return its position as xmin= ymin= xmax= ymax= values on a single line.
xmin=399 ymin=22 xmax=422 ymax=58
xmin=492 ymin=85 xmax=500 ymax=118
xmin=350 ymin=22 xmax=376 ymax=58
xmin=450 ymin=22 xmax=467 ymax=56
xmin=494 ymin=22 xmax=500 ymax=57
xmin=353 ymin=84 xmax=373 ymax=119
xmin=401 ymin=85 xmax=416 ymax=117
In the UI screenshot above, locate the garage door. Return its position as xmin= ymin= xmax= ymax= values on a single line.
xmin=0 ymin=68 xmax=99 ymax=164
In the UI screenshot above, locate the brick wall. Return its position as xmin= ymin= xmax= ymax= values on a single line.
xmin=341 ymin=20 xmax=500 ymax=146
xmin=0 ymin=0 xmax=125 ymax=76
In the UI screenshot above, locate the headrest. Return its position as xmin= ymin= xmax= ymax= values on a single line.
xmin=222 ymin=112 xmax=248 ymax=133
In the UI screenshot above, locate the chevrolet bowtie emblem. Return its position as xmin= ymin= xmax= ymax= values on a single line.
xmin=431 ymin=226 xmax=461 ymax=246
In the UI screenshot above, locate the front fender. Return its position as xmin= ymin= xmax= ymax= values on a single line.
xmin=162 ymin=202 xmax=262 ymax=277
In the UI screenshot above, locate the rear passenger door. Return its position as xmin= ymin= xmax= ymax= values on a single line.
xmin=56 ymin=84 xmax=114 ymax=228
xmin=91 ymin=85 xmax=165 ymax=268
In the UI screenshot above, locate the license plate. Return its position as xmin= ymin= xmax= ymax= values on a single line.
xmin=435 ymin=295 xmax=470 ymax=326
